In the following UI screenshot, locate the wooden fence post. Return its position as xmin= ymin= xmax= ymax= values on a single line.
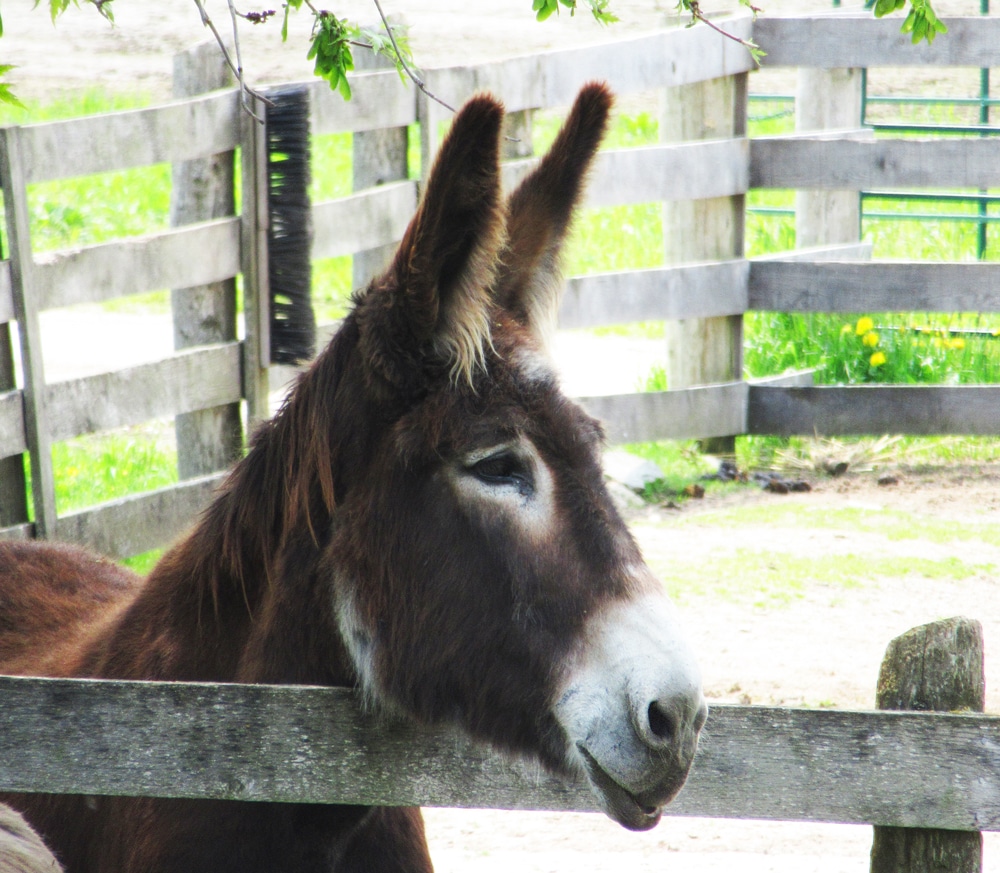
xmin=661 ymin=74 xmax=747 ymax=454
xmin=0 ymin=127 xmax=57 ymax=538
xmin=795 ymin=68 xmax=862 ymax=246
xmin=0 ymin=327 xmax=28 ymax=529
xmin=352 ymin=26 xmax=409 ymax=291
xmin=170 ymin=43 xmax=243 ymax=479
xmin=871 ymin=616 xmax=985 ymax=873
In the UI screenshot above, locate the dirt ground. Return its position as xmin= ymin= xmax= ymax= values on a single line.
xmin=5 ymin=1 xmax=1000 ymax=871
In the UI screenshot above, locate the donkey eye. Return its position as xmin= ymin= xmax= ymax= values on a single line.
xmin=469 ymin=451 xmax=534 ymax=493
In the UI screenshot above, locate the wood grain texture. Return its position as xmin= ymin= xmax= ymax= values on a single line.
xmin=307 ymin=70 xmax=417 ymax=136
xmin=871 ymin=618 xmax=985 ymax=873
xmin=749 ymin=261 xmax=1000 ymax=314
xmin=503 ymin=140 xmax=749 ymax=208
xmin=0 ymin=263 xmax=12 ymax=324
xmin=17 ymin=91 xmax=241 ymax=183
xmin=33 ymin=219 xmax=241 ymax=312
xmin=1 ymin=677 xmax=999 ymax=831
xmin=422 ymin=18 xmax=755 ymax=114
xmin=44 ymin=343 xmax=242 ymax=441
xmin=559 ymin=261 xmax=748 ymax=328
xmin=748 ymin=385 xmax=1000 ymax=436
xmin=0 ymin=390 xmax=26 ymax=459
xmin=751 ymin=136 xmax=1000 ymax=191
xmin=311 ymin=182 xmax=417 ymax=260
xmin=578 ymin=383 xmax=748 ymax=444
xmin=755 ymin=15 xmax=1000 ymax=68
xmin=53 ymin=473 xmax=225 ymax=558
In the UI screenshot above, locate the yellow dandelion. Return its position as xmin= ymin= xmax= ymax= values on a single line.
xmin=856 ymin=316 xmax=874 ymax=336
xmin=862 ymin=331 xmax=879 ymax=348
xmin=870 ymin=351 xmax=887 ymax=367
xmin=841 ymin=323 xmax=853 ymax=335
xmin=948 ymin=337 xmax=966 ymax=351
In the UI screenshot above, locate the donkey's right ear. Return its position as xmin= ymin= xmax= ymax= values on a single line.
xmin=491 ymin=82 xmax=612 ymax=349
xmin=358 ymin=95 xmax=507 ymax=391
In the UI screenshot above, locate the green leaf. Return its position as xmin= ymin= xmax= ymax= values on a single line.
xmin=0 ymin=84 xmax=25 ymax=110
xmin=873 ymin=0 xmax=896 ymax=19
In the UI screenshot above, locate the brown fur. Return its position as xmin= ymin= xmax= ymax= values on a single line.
xmin=0 ymin=84 xmax=647 ymax=872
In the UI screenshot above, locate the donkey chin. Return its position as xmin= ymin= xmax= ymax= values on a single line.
xmin=554 ymin=589 xmax=707 ymax=831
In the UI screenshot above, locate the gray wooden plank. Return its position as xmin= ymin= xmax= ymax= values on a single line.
xmin=0 ymin=523 xmax=32 ymax=542
xmin=18 ymin=90 xmax=241 ymax=183
xmin=0 ymin=389 xmax=26 ymax=459
xmin=748 ymin=385 xmax=1000 ymax=436
xmin=749 ymin=261 xmax=1000 ymax=314
xmin=54 ymin=473 xmax=226 ymax=558
xmin=755 ymin=15 xmax=1000 ymax=69
xmin=0 ymin=262 xmax=12 ymax=324
xmin=306 ymin=69 xmax=417 ymax=136
xmin=45 ymin=343 xmax=243 ymax=441
xmin=578 ymin=383 xmax=748 ymax=444
xmin=1 ymin=126 xmax=57 ymax=538
xmin=751 ymin=136 xmax=1000 ymax=191
xmin=559 ymin=261 xmax=748 ymax=329
xmin=34 ymin=219 xmax=241 ymax=312
xmin=311 ymin=181 xmax=417 ymax=261
xmin=422 ymin=17 xmax=755 ymax=114
xmin=504 ymin=140 xmax=749 ymax=207
xmin=1 ymin=678 xmax=999 ymax=831
xmin=753 ymin=242 xmax=873 ymax=262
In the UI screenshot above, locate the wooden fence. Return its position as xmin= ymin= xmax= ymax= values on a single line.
xmin=2 ymin=12 xmax=1000 ymax=869
xmin=3 ymin=12 xmax=1000 ymax=553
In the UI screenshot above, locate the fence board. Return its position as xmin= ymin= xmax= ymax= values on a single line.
xmin=755 ymin=15 xmax=1000 ymax=69
xmin=53 ymin=473 xmax=225 ymax=558
xmin=748 ymin=385 xmax=1000 ymax=436
xmin=750 ymin=261 xmax=1000 ymax=313
xmin=0 ymin=262 xmax=12 ymax=324
xmin=751 ymin=136 xmax=1000 ymax=191
xmin=0 ymin=389 xmax=25 ymax=458
xmin=578 ymin=383 xmax=747 ymax=444
xmin=307 ymin=70 xmax=417 ymax=136
xmin=45 ymin=343 xmax=242 ymax=441
xmin=559 ymin=261 xmax=748 ymax=328
xmin=17 ymin=90 xmax=241 ymax=183
xmin=1 ymin=677 xmax=999 ymax=831
xmin=504 ymin=140 xmax=749 ymax=207
xmin=35 ymin=219 xmax=241 ymax=312
xmin=311 ymin=181 xmax=418 ymax=261
xmin=422 ymin=18 xmax=755 ymax=114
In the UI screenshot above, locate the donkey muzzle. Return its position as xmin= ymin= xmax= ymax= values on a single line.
xmin=555 ymin=591 xmax=707 ymax=830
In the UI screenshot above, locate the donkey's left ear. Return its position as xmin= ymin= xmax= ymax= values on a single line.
xmin=362 ymin=94 xmax=506 ymax=390
xmin=491 ymin=82 xmax=613 ymax=346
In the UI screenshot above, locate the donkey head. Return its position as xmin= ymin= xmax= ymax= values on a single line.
xmin=326 ymin=83 xmax=706 ymax=830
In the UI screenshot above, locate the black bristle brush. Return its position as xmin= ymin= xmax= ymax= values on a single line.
xmin=265 ymin=85 xmax=316 ymax=365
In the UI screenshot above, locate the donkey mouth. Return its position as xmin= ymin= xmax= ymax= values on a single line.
xmin=577 ymin=747 xmax=678 ymax=832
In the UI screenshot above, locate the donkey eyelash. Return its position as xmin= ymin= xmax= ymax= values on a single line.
xmin=467 ymin=450 xmax=535 ymax=494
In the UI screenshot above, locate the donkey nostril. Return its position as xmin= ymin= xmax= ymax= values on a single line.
xmin=647 ymin=700 xmax=675 ymax=744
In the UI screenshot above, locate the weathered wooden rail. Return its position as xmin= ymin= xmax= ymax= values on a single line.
xmin=1 ymin=675 xmax=998 ymax=832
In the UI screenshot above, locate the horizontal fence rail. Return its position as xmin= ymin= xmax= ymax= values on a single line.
xmin=1 ymin=675 xmax=999 ymax=832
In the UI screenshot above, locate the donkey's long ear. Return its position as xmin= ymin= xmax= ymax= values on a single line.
xmin=492 ymin=82 xmax=612 ymax=345
xmin=359 ymin=95 xmax=505 ymax=389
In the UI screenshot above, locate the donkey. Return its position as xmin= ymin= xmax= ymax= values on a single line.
xmin=0 ymin=82 xmax=706 ymax=872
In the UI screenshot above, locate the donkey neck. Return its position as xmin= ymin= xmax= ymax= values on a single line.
xmin=98 ymin=326 xmax=365 ymax=687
